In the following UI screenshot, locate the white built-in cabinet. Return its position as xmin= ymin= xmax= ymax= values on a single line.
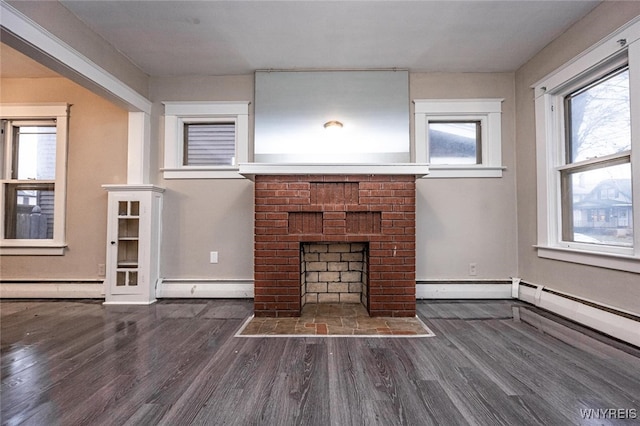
xmin=103 ymin=185 xmax=164 ymax=304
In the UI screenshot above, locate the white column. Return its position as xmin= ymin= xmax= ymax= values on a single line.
xmin=127 ymin=111 xmax=151 ymax=185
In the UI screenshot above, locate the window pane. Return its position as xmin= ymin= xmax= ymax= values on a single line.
xmin=4 ymin=183 xmax=55 ymax=239
xmin=566 ymin=68 xmax=630 ymax=163
xmin=564 ymin=162 xmax=632 ymax=247
xmin=13 ymin=126 xmax=57 ymax=180
xmin=428 ymin=121 xmax=480 ymax=165
xmin=184 ymin=122 xmax=235 ymax=166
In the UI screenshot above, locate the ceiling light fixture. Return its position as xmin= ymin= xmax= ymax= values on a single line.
xmin=323 ymin=120 xmax=343 ymax=129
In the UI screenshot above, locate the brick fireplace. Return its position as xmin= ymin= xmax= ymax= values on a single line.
xmin=245 ymin=166 xmax=425 ymax=318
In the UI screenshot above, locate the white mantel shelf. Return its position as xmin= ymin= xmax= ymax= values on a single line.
xmin=238 ymin=163 xmax=429 ymax=180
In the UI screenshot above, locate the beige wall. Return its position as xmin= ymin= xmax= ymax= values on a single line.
xmin=411 ymin=73 xmax=518 ymax=279
xmin=0 ymin=77 xmax=129 ymax=279
xmin=149 ymin=73 xmax=518 ymax=281
xmin=515 ymin=2 xmax=640 ymax=314
xmin=150 ymin=76 xmax=255 ymax=279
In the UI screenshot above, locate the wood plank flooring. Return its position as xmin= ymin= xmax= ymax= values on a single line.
xmin=1 ymin=299 xmax=639 ymax=425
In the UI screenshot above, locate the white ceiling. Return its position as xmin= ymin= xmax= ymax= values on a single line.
xmin=34 ymin=0 xmax=602 ymax=78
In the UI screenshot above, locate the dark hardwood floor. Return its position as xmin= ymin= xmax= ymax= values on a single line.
xmin=1 ymin=299 xmax=639 ymax=425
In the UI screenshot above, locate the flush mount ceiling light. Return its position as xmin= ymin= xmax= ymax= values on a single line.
xmin=323 ymin=120 xmax=344 ymax=129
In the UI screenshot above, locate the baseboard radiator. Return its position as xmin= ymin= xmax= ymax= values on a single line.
xmin=416 ymin=279 xmax=514 ymax=299
xmin=157 ymin=279 xmax=254 ymax=299
xmin=518 ymin=281 xmax=640 ymax=348
xmin=0 ymin=280 xmax=104 ymax=298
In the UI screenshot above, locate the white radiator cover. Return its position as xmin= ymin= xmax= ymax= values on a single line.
xmin=518 ymin=283 xmax=640 ymax=348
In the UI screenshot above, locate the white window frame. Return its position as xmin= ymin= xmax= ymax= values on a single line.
xmin=0 ymin=103 xmax=69 ymax=255
xmin=162 ymin=101 xmax=249 ymax=179
xmin=414 ymin=99 xmax=504 ymax=178
xmin=533 ymin=17 xmax=640 ymax=273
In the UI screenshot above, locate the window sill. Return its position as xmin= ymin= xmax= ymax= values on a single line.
xmin=0 ymin=243 xmax=66 ymax=256
xmin=161 ymin=167 xmax=244 ymax=179
xmin=536 ymin=245 xmax=640 ymax=273
xmin=421 ymin=165 xmax=505 ymax=178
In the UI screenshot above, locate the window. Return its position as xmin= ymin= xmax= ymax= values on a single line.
xmin=414 ymin=99 xmax=504 ymax=177
xmin=162 ymin=101 xmax=249 ymax=179
xmin=183 ymin=121 xmax=235 ymax=166
xmin=534 ymin=19 xmax=640 ymax=272
xmin=561 ymin=66 xmax=631 ymax=248
xmin=1 ymin=104 xmax=69 ymax=255
xmin=428 ymin=121 xmax=481 ymax=165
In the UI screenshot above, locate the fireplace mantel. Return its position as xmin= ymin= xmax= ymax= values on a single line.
xmin=238 ymin=163 xmax=429 ymax=180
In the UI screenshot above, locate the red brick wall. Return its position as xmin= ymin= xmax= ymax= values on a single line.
xmin=253 ymin=174 xmax=416 ymax=317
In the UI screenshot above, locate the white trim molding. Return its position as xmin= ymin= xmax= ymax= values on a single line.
xmin=414 ymin=98 xmax=504 ymax=178
xmin=238 ymin=162 xmax=429 ymax=180
xmin=162 ymin=101 xmax=250 ymax=179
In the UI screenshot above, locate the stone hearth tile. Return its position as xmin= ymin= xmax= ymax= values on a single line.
xmin=391 ymin=330 xmax=419 ymax=335
xmin=325 ymin=325 xmax=355 ymax=335
xmin=316 ymin=323 xmax=328 ymax=335
xmin=355 ymin=317 xmax=390 ymax=330
xmin=237 ymin=304 xmax=434 ymax=337
xmin=241 ymin=320 xmax=264 ymax=335
xmin=319 ymin=317 xmax=344 ymax=328
xmin=260 ymin=318 xmax=298 ymax=334
xmin=341 ymin=317 xmax=359 ymax=329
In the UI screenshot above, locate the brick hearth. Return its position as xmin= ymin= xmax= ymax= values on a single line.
xmin=253 ymin=174 xmax=417 ymax=318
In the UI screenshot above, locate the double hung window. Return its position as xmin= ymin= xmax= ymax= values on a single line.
xmin=561 ymin=65 xmax=631 ymax=248
xmin=0 ymin=104 xmax=69 ymax=255
xmin=534 ymin=19 xmax=640 ymax=272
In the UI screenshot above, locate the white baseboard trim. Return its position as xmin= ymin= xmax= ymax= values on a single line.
xmin=157 ymin=279 xmax=254 ymax=298
xmin=0 ymin=281 xmax=104 ymax=298
xmin=416 ymin=280 xmax=513 ymax=299
xmin=518 ymin=282 xmax=640 ymax=347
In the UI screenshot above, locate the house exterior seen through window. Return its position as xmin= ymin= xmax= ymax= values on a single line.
xmin=534 ymin=19 xmax=640 ymax=272
xmin=562 ymin=66 xmax=632 ymax=248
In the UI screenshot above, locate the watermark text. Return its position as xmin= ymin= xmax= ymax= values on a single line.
xmin=580 ymin=408 xmax=637 ymax=420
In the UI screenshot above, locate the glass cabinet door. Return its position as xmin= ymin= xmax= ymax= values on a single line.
xmin=115 ymin=200 xmax=139 ymax=290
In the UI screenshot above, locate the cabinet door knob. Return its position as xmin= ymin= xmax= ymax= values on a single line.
xmin=110 ymin=241 xmax=116 ymax=245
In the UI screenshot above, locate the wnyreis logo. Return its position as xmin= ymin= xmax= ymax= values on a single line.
xmin=580 ymin=408 xmax=637 ymax=420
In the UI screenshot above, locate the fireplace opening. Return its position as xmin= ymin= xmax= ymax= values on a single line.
xmin=300 ymin=242 xmax=369 ymax=310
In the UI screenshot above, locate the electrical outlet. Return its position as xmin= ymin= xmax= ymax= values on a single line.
xmin=210 ymin=251 xmax=219 ymax=264
xmin=98 ymin=264 xmax=106 ymax=276
xmin=469 ymin=262 xmax=478 ymax=276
